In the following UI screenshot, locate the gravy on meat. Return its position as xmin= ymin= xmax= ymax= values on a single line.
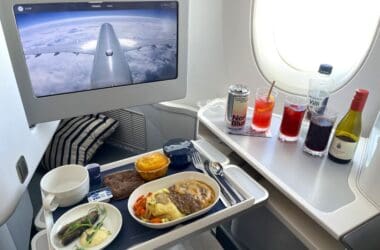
xmin=168 ymin=180 xmax=215 ymax=215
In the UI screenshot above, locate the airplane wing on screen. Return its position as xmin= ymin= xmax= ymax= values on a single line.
xmin=23 ymin=38 xmax=176 ymax=57
xmin=120 ymin=38 xmax=176 ymax=52
xmin=23 ymin=42 xmax=96 ymax=57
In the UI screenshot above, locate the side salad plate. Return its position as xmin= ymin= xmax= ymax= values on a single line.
xmin=50 ymin=202 xmax=122 ymax=250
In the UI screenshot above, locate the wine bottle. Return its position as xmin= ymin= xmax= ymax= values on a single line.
xmin=328 ymin=89 xmax=369 ymax=164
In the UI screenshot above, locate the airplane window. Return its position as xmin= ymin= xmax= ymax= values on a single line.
xmin=252 ymin=0 xmax=379 ymax=95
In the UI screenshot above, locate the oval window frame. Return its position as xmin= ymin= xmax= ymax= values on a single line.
xmin=250 ymin=0 xmax=380 ymax=95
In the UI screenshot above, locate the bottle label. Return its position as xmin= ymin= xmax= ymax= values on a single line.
xmin=329 ymin=137 xmax=358 ymax=161
xmin=308 ymin=90 xmax=329 ymax=114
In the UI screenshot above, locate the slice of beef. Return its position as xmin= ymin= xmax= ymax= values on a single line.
xmin=168 ymin=186 xmax=202 ymax=215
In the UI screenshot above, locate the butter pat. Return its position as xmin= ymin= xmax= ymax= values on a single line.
xmin=87 ymin=187 xmax=113 ymax=202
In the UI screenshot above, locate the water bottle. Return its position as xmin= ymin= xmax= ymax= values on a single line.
xmin=306 ymin=64 xmax=333 ymax=119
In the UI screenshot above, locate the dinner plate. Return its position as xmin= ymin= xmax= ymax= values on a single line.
xmin=50 ymin=202 xmax=122 ymax=250
xmin=128 ymin=171 xmax=220 ymax=229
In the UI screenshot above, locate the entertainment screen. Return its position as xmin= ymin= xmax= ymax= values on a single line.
xmin=13 ymin=1 xmax=178 ymax=97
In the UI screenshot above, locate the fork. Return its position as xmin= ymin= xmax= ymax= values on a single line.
xmin=191 ymin=150 xmax=206 ymax=172
xmin=191 ymin=150 xmax=237 ymax=205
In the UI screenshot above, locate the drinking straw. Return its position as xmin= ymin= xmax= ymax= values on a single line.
xmin=266 ymin=80 xmax=276 ymax=101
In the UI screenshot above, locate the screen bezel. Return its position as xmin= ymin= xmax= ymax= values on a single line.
xmin=0 ymin=0 xmax=188 ymax=126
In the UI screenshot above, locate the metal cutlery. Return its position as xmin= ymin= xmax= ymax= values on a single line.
xmin=209 ymin=161 xmax=245 ymax=202
xmin=190 ymin=150 xmax=206 ymax=172
xmin=190 ymin=150 xmax=237 ymax=205
xmin=204 ymin=160 xmax=238 ymax=205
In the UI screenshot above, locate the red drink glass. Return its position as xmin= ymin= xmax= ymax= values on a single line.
xmin=251 ymin=87 xmax=277 ymax=132
xmin=279 ymin=95 xmax=307 ymax=141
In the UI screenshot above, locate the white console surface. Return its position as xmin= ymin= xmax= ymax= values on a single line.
xmin=198 ymin=99 xmax=379 ymax=239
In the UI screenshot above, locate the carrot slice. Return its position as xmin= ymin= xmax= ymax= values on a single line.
xmin=134 ymin=194 xmax=148 ymax=218
xmin=149 ymin=217 xmax=162 ymax=223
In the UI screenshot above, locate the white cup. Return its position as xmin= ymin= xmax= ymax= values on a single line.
xmin=40 ymin=164 xmax=89 ymax=211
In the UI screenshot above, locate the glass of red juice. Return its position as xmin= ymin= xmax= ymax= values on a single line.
xmin=279 ymin=95 xmax=307 ymax=141
xmin=304 ymin=109 xmax=337 ymax=156
xmin=251 ymin=87 xmax=278 ymax=132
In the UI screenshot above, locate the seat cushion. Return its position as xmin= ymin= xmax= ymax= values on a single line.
xmin=41 ymin=114 xmax=119 ymax=171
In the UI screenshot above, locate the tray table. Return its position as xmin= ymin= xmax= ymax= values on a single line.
xmin=43 ymin=145 xmax=268 ymax=249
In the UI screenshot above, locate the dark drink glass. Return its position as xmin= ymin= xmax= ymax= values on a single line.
xmin=304 ymin=109 xmax=337 ymax=157
xmin=279 ymin=95 xmax=307 ymax=142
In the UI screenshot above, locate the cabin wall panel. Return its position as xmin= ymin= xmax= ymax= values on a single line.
xmin=0 ymin=19 xmax=58 ymax=224
xmin=175 ymin=0 xmax=228 ymax=108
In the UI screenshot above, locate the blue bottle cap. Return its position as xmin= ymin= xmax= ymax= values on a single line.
xmin=318 ymin=64 xmax=333 ymax=75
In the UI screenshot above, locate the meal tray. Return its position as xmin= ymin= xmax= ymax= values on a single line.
xmin=51 ymin=148 xmax=268 ymax=249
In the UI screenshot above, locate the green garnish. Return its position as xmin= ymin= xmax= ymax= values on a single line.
xmin=62 ymin=218 xmax=93 ymax=239
xmin=61 ymin=205 xmax=107 ymax=243
xmin=84 ymin=205 xmax=108 ymax=244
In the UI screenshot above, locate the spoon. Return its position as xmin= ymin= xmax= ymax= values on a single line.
xmin=204 ymin=160 xmax=237 ymax=206
xmin=210 ymin=162 xmax=245 ymax=202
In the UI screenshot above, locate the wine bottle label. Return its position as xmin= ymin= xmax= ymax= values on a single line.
xmin=329 ymin=137 xmax=358 ymax=161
